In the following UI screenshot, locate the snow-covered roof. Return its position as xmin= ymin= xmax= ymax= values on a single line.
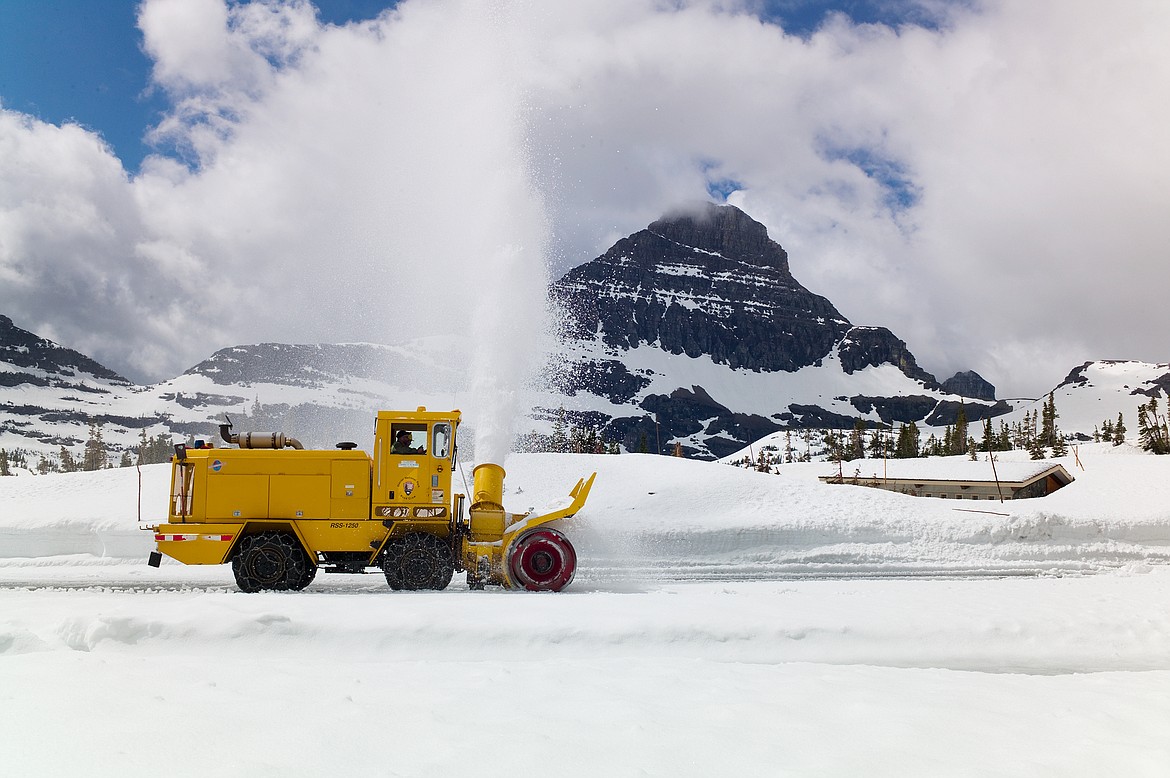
xmin=822 ymin=458 xmax=1073 ymax=485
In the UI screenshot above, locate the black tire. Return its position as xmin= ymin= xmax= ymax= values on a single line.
xmin=232 ymin=532 xmax=312 ymax=593
xmin=381 ymin=532 xmax=454 ymax=591
xmin=290 ymin=559 xmax=318 ymax=591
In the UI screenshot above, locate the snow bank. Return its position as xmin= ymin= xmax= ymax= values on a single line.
xmin=3 ymin=449 xmax=1169 ymax=578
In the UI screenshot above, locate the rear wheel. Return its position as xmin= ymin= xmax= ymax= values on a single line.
xmin=507 ymin=528 xmax=576 ymax=592
xmin=232 ymin=532 xmax=312 ymax=593
xmin=382 ymin=532 xmax=453 ymax=591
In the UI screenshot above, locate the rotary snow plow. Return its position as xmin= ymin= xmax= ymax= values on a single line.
xmin=145 ymin=408 xmax=596 ymax=593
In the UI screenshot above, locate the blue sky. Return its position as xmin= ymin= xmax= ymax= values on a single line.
xmin=0 ymin=0 xmax=937 ymax=171
xmin=0 ymin=0 xmax=399 ymax=169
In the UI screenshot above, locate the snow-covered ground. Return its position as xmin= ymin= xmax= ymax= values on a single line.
xmin=2 ymin=445 xmax=1169 ymax=775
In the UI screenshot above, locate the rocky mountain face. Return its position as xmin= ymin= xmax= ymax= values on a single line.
xmin=544 ymin=203 xmax=1004 ymax=457
xmin=0 ymin=315 xmax=140 ymax=451
xmin=940 ymin=371 xmax=996 ymax=401
xmin=554 ymin=205 xmax=852 ymax=372
xmin=1 ymin=315 xmax=128 ymax=388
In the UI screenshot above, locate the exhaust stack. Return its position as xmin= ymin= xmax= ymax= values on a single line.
xmin=219 ymin=420 xmax=303 ymax=450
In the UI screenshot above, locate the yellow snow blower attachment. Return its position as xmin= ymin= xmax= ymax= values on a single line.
xmin=460 ymin=463 xmax=596 ymax=591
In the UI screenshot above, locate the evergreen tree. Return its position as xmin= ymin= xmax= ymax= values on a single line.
xmin=867 ymin=429 xmax=889 ymax=459
xmin=1113 ymin=413 xmax=1127 ymax=446
xmin=1138 ymin=397 xmax=1170 ymax=454
xmin=848 ymin=419 xmax=866 ymax=461
xmin=119 ymin=450 xmax=133 ymax=467
xmin=980 ymin=419 xmax=994 ymax=452
xmin=893 ymin=424 xmax=908 ymax=458
xmin=59 ymin=446 xmax=78 ymax=473
xmin=1051 ymin=434 xmax=1068 ymax=457
xmin=998 ymin=421 xmax=1012 ymax=452
xmin=1027 ymin=433 xmax=1046 ymax=460
xmin=784 ymin=431 xmax=794 ymax=464
xmin=1040 ymin=392 xmax=1056 ymax=448
xmin=823 ymin=430 xmax=844 ymax=463
xmin=1010 ymin=419 xmax=1025 ymax=450
xmin=83 ymin=423 xmax=108 ymax=471
xmin=894 ymin=422 xmax=920 ymax=459
xmin=134 ymin=432 xmax=179 ymax=465
xmin=673 ymin=441 xmax=684 ymax=458
xmin=551 ymin=407 xmax=568 ymax=453
xmin=0 ymin=449 xmax=10 ymax=476
xmin=638 ymin=432 xmax=648 ymax=454
xmin=583 ymin=426 xmax=598 ymax=454
xmin=922 ymin=433 xmax=941 ymax=457
xmin=952 ymin=403 xmax=969 ymax=456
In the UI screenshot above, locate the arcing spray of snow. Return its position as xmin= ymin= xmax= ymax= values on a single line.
xmin=113 ymin=1 xmax=559 ymax=446
xmin=448 ymin=2 xmax=555 ymax=465
xmin=466 ymin=238 xmax=554 ymax=464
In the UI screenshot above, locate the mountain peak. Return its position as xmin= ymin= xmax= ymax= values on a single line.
xmin=552 ymin=203 xmax=849 ymax=373
xmin=0 ymin=314 xmax=128 ymax=383
xmin=940 ymin=370 xmax=995 ymax=401
xmin=647 ymin=202 xmax=785 ymax=271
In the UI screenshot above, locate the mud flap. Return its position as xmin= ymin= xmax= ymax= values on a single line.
xmin=148 ymin=551 xmax=162 ymax=568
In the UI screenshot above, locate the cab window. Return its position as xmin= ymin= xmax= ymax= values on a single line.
xmin=432 ymin=423 xmax=452 ymax=458
xmin=390 ymin=424 xmax=426 ymax=455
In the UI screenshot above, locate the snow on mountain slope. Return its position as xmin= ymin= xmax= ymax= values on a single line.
xmin=995 ymin=359 xmax=1170 ymax=437
xmin=0 ymin=336 xmax=484 ymax=460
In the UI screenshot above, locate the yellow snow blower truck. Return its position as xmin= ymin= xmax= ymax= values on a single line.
xmin=145 ymin=408 xmax=595 ymax=593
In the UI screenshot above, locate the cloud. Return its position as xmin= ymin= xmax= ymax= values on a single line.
xmin=1 ymin=0 xmax=1168 ymax=400
xmin=0 ymin=109 xmax=209 ymax=378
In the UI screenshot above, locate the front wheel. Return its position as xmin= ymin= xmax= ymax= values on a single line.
xmin=507 ymin=528 xmax=577 ymax=592
xmin=232 ymin=532 xmax=312 ymax=593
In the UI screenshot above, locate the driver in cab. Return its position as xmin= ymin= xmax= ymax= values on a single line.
xmin=392 ymin=429 xmax=424 ymax=455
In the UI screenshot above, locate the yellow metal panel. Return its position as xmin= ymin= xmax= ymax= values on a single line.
xmin=270 ymin=475 xmax=330 ymax=519
xmin=332 ymin=460 xmax=370 ymax=499
xmin=330 ymin=459 xmax=370 ymax=518
xmin=205 ymin=474 xmax=269 ymax=519
xmin=296 ymin=519 xmax=388 ymax=554
xmin=330 ymin=498 xmax=369 ymax=519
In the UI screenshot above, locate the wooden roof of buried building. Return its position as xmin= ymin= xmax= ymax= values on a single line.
xmin=820 ymin=460 xmax=1075 ymax=487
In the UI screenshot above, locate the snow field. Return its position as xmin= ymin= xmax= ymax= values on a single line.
xmin=2 ymin=577 xmax=1169 ymax=776
xmin=2 ymin=447 xmax=1170 ymax=774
